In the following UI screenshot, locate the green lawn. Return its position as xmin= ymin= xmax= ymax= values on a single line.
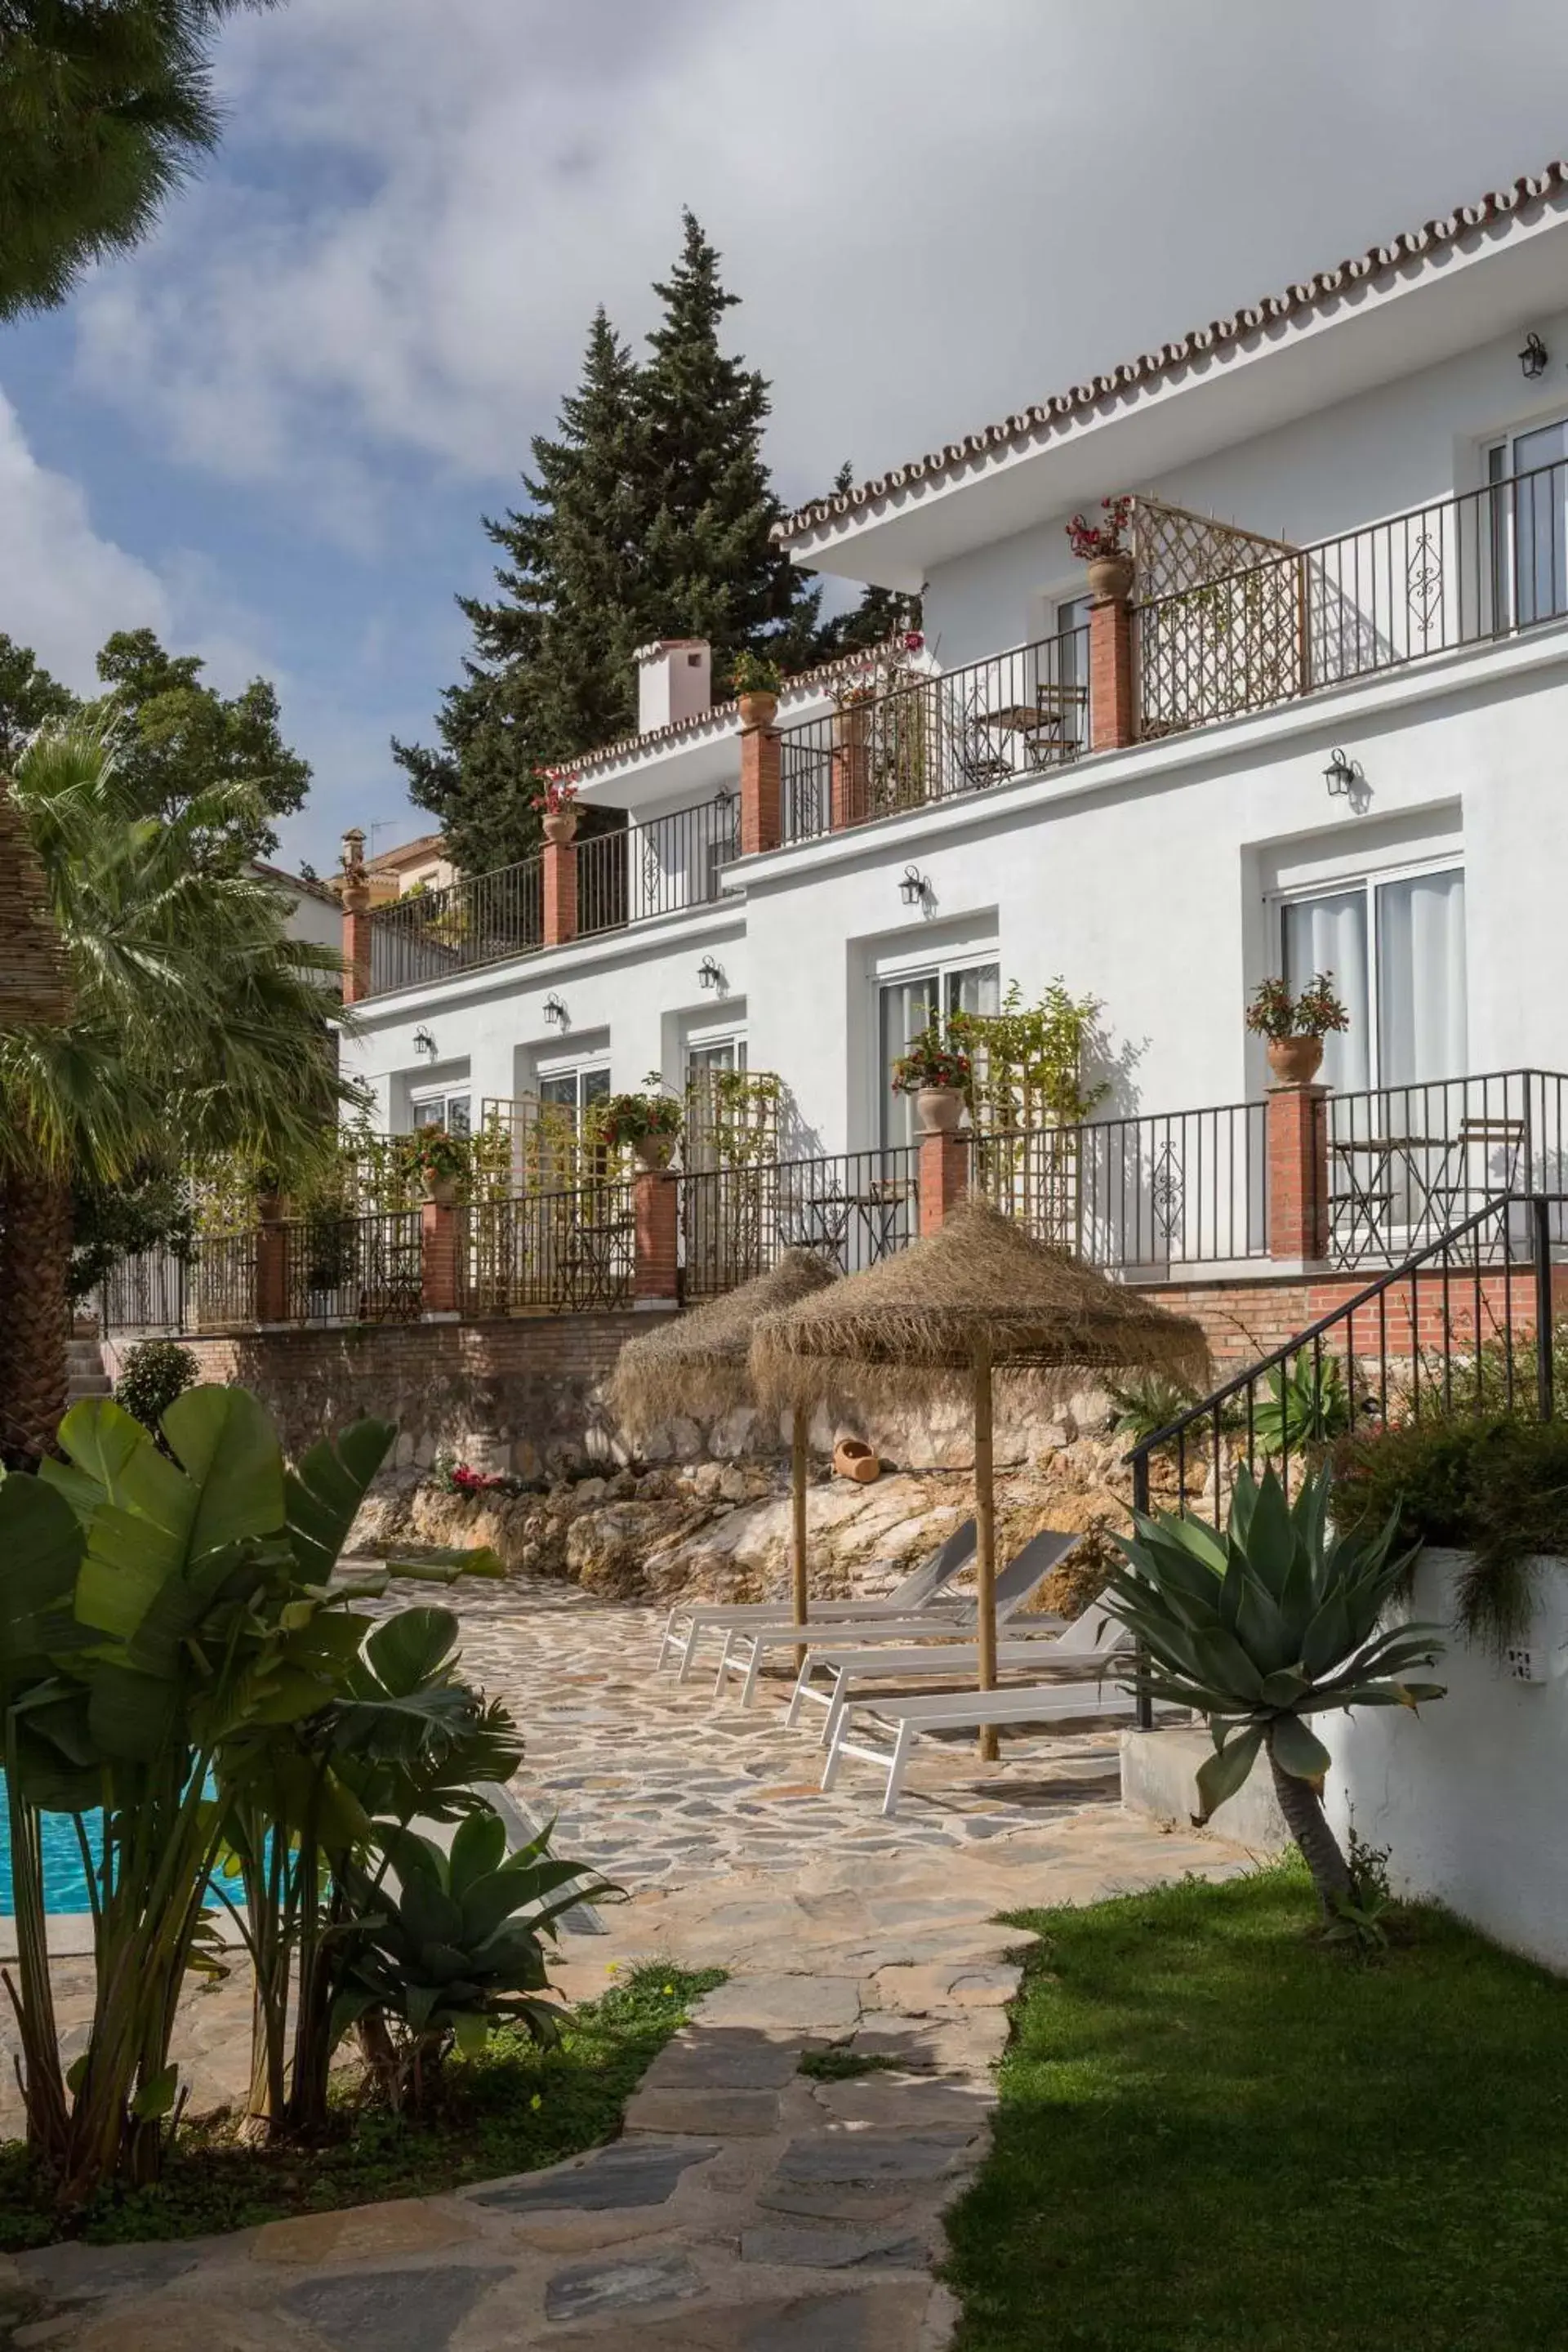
xmin=944 ymin=1866 xmax=1568 ymax=2351
xmin=0 ymin=1964 xmax=722 ymax=2251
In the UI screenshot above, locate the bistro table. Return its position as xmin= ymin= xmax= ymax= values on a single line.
xmin=787 ymin=1178 xmax=914 ymax=1273
xmin=971 ymin=689 xmax=1087 ymax=773
xmin=1329 ymin=1134 xmax=1449 ymax=1266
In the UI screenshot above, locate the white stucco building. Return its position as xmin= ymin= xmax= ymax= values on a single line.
xmin=337 ymin=160 xmax=1568 ymax=1261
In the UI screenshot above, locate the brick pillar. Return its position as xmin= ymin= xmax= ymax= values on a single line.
xmin=830 ymin=698 xmax=871 ymax=831
xmin=542 ymin=836 xmax=577 ymax=947
xmin=1088 ymin=587 xmax=1136 ymax=753
xmin=918 ymin=1129 xmax=969 ymax=1236
xmin=739 ymin=694 xmax=781 ymax=855
xmin=633 ymin=1169 xmax=679 ymax=1305
xmin=421 ymin=1200 xmax=461 ymax=1315
xmin=1267 ymin=1084 xmax=1330 ymax=1262
xmin=339 ymin=827 xmax=372 ymax=1004
xmin=255 ymin=1218 xmax=287 ymax=1324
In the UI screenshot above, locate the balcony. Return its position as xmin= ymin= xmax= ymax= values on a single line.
xmin=364 ymin=790 xmax=738 ymax=996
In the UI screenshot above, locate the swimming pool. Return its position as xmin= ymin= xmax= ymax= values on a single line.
xmin=0 ymin=1784 xmax=227 ymax=1917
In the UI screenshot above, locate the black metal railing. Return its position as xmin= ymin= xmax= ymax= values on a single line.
xmin=99 ymin=1245 xmax=194 ymax=1336
xmin=578 ymin=795 xmax=738 ymax=937
xmin=969 ymin=1102 xmax=1269 ymax=1270
xmin=466 ymin=1183 xmax=635 ymax=1313
xmin=679 ymin=1147 xmax=920 ymax=1298
xmin=281 ymin=1209 xmax=424 ymax=1325
xmin=1326 ymin=1068 xmax=1568 ymax=1267
xmin=1138 ymin=456 xmax=1568 ymax=737
xmin=1129 ymin=1191 xmax=1566 ymax=1537
xmin=776 ymin=631 xmax=1091 ymax=843
xmin=368 ymin=856 xmax=544 ymax=994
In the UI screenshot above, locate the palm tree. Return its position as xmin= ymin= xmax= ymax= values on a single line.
xmin=0 ymin=721 xmax=352 ymax=1463
xmin=0 ymin=0 xmax=281 ymax=321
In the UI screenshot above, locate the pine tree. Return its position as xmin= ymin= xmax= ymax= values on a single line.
xmin=638 ymin=211 xmax=819 ymax=688
xmin=394 ymin=310 xmax=648 ymax=875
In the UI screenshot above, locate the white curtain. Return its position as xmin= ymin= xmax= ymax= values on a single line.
xmin=1283 ymin=890 xmax=1370 ymax=1092
xmin=880 ymin=973 xmax=940 ymax=1147
xmin=1378 ymin=869 xmax=1466 ymax=1086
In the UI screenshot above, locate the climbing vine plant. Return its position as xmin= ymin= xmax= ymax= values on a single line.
xmin=949 ymin=981 xmax=1108 ymax=1133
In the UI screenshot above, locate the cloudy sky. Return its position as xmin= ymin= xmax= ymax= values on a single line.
xmin=5 ymin=0 xmax=1568 ymax=872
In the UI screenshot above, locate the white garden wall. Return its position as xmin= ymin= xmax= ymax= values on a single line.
xmin=1323 ymin=1549 xmax=1568 ymax=1971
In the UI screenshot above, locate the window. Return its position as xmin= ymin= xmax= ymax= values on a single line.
xmin=878 ymin=959 xmax=999 ymax=1147
xmin=539 ymin=1067 xmax=610 ymax=1115
xmin=1486 ymin=421 xmax=1568 ymax=628
xmin=409 ymin=1088 xmax=470 ymax=1134
xmin=537 ymin=1065 xmax=612 ymax=1183
xmin=686 ymin=1037 xmax=745 ymax=1080
xmin=1278 ymin=865 xmax=1465 ymax=1092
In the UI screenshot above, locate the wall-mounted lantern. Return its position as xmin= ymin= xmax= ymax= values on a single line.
xmin=899 ymin=864 xmax=929 ymax=907
xmin=697 ymin=955 xmax=724 ymax=991
xmin=542 ymin=993 xmax=568 ymax=1029
xmin=413 ymin=1026 xmax=437 ymax=1058
xmin=1520 ymin=331 xmax=1549 ymax=380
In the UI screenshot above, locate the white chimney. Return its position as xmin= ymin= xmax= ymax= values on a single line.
xmin=635 ymin=639 xmax=711 ymax=736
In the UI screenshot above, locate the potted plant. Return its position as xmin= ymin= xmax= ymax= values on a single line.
xmin=1067 ymin=494 xmax=1134 ymax=602
xmin=253 ymin=1163 xmax=285 ymax=1222
xmin=599 ymin=1089 xmax=684 ymax=1169
xmin=409 ymin=1122 xmax=467 ymax=1205
xmin=1245 ymin=972 xmax=1350 ymax=1085
xmin=891 ymin=1024 xmax=973 ymax=1134
xmin=732 ymin=648 xmax=782 ymax=729
xmin=531 ymin=772 xmax=579 ymax=845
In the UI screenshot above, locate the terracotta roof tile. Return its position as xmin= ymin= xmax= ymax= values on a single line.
xmin=558 ymin=636 xmax=902 ymax=782
xmin=775 ymin=161 xmax=1568 ymax=545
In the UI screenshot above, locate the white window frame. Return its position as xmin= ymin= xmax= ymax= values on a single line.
xmin=871 ymin=945 xmax=1000 ymax=1150
xmin=1267 ymin=851 xmax=1465 ymax=1094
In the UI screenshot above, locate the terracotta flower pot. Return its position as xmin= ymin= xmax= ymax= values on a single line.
xmin=541 ymin=808 xmax=578 ymax=847
xmin=737 ymin=689 xmax=778 ymax=730
xmin=915 ymin=1085 xmax=964 ymax=1135
xmin=256 ymin=1191 xmax=285 ymax=1223
xmin=632 ymin=1133 xmax=675 ymax=1170
xmin=832 ymin=1437 xmax=880 ymax=1484
xmin=1085 ymin=550 xmax=1134 ymax=604
xmin=1266 ymin=1036 xmax=1325 ymax=1086
xmin=422 ymin=1172 xmax=460 ymax=1207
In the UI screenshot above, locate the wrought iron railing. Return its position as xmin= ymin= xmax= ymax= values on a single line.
xmin=1137 ymin=456 xmax=1568 ymax=737
xmin=776 ymin=632 xmax=1090 ymax=844
xmin=969 ymin=1104 xmax=1270 ymax=1270
xmin=368 ymin=855 xmax=544 ymax=995
xmin=280 ymin=1209 xmax=425 ymax=1325
xmin=578 ymin=794 xmax=739 ymax=937
xmin=466 ymin=1182 xmax=635 ymax=1314
xmin=1325 ymin=1068 xmax=1568 ymax=1268
xmin=679 ymin=1147 xmax=920 ymax=1298
xmin=1128 ymin=1192 xmax=1566 ymax=1539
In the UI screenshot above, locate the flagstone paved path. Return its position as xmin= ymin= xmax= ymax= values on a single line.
xmin=2 ymin=1584 xmax=1251 ymax=2350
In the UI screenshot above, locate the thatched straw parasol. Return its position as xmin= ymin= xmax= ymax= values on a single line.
xmin=0 ymin=782 xmax=70 ymax=1028
xmin=608 ymin=1249 xmax=840 ymax=1636
xmin=751 ymin=1197 xmax=1209 ymax=1757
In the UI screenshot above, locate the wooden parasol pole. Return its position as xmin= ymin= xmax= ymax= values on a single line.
xmin=791 ymin=1404 xmax=810 ymax=1673
xmin=973 ymin=1340 xmax=998 ymax=1763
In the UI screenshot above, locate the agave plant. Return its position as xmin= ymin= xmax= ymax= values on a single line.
xmin=336 ymin=1814 xmax=616 ymax=2112
xmin=1246 ymin=1352 xmax=1352 ymax=1459
xmin=1107 ymin=1463 xmax=1446 ymax=1916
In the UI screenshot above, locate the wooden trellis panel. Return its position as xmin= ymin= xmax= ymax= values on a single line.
xmin=1133 ymin=497 xmax=1304 ymax=739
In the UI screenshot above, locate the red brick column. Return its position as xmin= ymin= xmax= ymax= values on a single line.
xmin=339 ymin=827 xmax=372 ymax=1004
xmin=1088 ymin=589 xmax=1136 ymax=753
xmin=918 ymin=1129 xmax=969 ymax=1236
xmin=421 ymin=1201 xmax=462 ymax=1314
xmin=633 ymin=1169 xmax=679 ymax=1304
xmin=255 ymin=1220 xmax=288 ymax=1324
xmin=542 ymin=837 xmax=577 ymax=947
xmin=1267 ymin=1084 xmax=1330 ymax=1263
xmin=739 ymin=694 xmax=782 ymax=855
xmin=830 ymin=699 xmax=871 ymax=831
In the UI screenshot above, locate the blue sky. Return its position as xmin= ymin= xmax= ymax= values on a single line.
xmin=5 ymin=0 xmax=1568 ymax=876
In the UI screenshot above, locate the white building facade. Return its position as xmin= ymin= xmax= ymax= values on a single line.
xmin=339 ymin=162 xmax=1568 ymax=1264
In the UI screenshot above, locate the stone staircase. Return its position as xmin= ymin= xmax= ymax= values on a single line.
xmin=66 ymin=1325 xmax=113 ymax=1407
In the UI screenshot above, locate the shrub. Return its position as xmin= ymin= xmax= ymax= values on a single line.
xmin=1336 ymin=1412 xmax=1568 ymax=1650
xmin=114 ymin=1337 xmax=198 ymax=1435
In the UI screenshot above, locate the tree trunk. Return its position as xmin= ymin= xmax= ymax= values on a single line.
xmin=1267 ymin=1737 xmax=1353 ymax=1915
xmin=0 ymin=1166 xmax=72 ymax=1467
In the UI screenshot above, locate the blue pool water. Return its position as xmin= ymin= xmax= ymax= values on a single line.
xmin=0 ymin=1784 xmax=227 ymax=1917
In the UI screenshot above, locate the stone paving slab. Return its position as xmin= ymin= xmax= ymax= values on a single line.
xmin=7 ymin=1585 xmax=1252 ymax=2351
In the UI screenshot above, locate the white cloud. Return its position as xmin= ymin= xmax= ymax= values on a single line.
xmin=70 ymin=0 xmax=1568 ymax=528
xmin=0 ymin=388 xmax=173 ymax=685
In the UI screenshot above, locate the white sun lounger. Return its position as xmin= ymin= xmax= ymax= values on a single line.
xmin=713 ymin=1528 xmax=1084 ymax=1708
xmin=657 ymin=1518 xmax=977 ymax=1682
xmin=818 ymin=1605 xmax=1145 ymax=1816
xmin=787 ymin=1632 xmax=1077 ymax=1750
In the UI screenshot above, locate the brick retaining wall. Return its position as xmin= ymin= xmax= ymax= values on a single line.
xmin=1143 ymin=1263 xmax=1568 ymax=1371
